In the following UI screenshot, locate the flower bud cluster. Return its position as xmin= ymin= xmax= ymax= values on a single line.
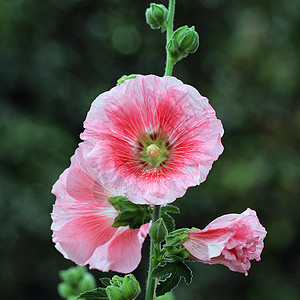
xmin=145 ymin=3 xmax=199 ymax=63
xmin=106 ymin=274 xmax=141 ymax=300
xmin=58 ymin=266 xmax=96 ymax=299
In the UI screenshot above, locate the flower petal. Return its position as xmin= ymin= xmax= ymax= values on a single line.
xmin=53 ymin=214 xmax=117 ymax=265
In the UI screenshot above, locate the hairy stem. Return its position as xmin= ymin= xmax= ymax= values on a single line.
xmin=145 ymin=205 xmax=161 ymax=300
xmin=164 ymin=0 xmax=176 ymax=76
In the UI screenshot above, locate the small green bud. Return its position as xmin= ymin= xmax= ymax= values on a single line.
xmin=106 ymin=285 xmax=124 ymax=300
xmin=78 ymin=273 xmax=96 ymax=292
xmin=149 ymin=218 xmax=168 ymax=243
xmin=59 ymin=266 xmax=85 ymax=286
xmin=146 ymin=3 xmax=168 ymax=30
xmin=58 ymin=282 xmax=74 ymax=298
xmin=111 ymin=275 xmax=124 ymax=287
xmin=167 ymin=25 xmax=199 ymax=62
xmin=121 ymin=274 xmax=141 ymax=299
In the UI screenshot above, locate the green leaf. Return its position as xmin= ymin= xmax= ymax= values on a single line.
xmin=175 ymin=262 xmax=193 ymax=285
xmin=161 ymin=213 xmax=175 ymax=233
xmin=161 ymin=205 xmax=180 ymax=214
xmin=99 ymin=278 xmax=111 ymax=287
xmin=107 ymin=196 xmax=128 ymax=211
xmin=156 ymin=273 xmax=180 ymax=297
xmin=152 ymin=262 xmax=175 ymax=279
xmin=112 ymin=209 xmax=151 ymax=229
xmin=108 ymin=196 xmax=151 ymax=229
xmin=152 ymin=262 xmax=193 ymax=296
xmin=76 ymin=287 xmax=108 ymax=300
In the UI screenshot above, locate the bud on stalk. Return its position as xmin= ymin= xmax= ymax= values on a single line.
xmin=146 ymin=3 xmax=168 ymax=30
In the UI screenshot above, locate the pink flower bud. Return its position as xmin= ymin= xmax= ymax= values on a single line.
xmin=183 ymin=208 xmax=267 ymax=275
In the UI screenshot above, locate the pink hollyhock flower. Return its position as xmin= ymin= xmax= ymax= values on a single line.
xmin=81 ymin=75 xmax=224 ymax=205
xmin=182 ymin=208 xmax=267 ymax=275
xmin=51 ymin=143 xmax=150 ymax=273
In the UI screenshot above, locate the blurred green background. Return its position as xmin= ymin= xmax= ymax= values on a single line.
xmin=1 ymin=0 xmax=299 ymax=299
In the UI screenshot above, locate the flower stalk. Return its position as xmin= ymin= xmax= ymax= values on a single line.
xmin=145 ymin=205 xmax=161 ymax=300
xmin=146 ymin=0 xmax=176 ymax=298
xmin=146 ymin=1 xmax=176 ymax=298
xmin=164 ymin=0 xmax=176 ymax=76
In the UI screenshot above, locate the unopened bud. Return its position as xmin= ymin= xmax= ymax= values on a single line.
xmin=106 ymin=285 xmax=124 ymax=300
xmin=78 ymin=273 xmax=96 ymax=292
xmin=57 ymin=282 xmax=74 ymax=298
xmin=167 ymin=25 xmax=199 ymax=62
xmin=149 ymin=218 xmax=168 ymax=243
xmin=111 ymin=275 xmax=124 ymax=287
xmin=146 ymin=3 xmax=168 ymax=30
xmin=59 ymin=266 xmax=85 ymax=286
xmin=121 ymin=274 xmax=141 ymax=299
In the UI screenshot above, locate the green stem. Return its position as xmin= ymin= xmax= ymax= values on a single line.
xmin=164 ymin=0 xmax=176 ymax=76
xmin=145 ymin=205 xmax=161 ymax=300
xmin=145 ymin=1 xmax=176 ymax=299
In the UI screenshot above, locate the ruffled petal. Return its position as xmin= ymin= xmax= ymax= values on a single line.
xmin=183 ymin=208 xmax=267 ymax=275
xmin=82 ymin=75 xmax=224 ymax=205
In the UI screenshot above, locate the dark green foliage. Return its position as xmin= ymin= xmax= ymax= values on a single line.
xmin=76 ymin=287 xmax=108 ymax=300
xmin=160 ymin=205 xmax=180 ymax=232
xmin=107 ymin=196 xmax=151 ymax=229
xmin=152 ymin=262 xmax=192 ymax=296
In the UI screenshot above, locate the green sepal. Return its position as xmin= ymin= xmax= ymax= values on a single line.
xmin=75 ymin=287 xmax=108 ymax=300
xmin=110 ymin=275 xmax=124 ymax=287
xmin=106 ymin=286 xmax=123 ymax=300
xmin=152 ymin=261 xmax=193 ymax=296
xmin=107 ymin=196 xmax=151 ymax=229
xmin=163 ymin=229 xmax=191 ymax=261
xmin=121 ymin=274 xmax=141 ymax=299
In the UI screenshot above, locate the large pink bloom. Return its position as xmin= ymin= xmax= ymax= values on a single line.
xmin=51 ymin=143 xmax=150 ymax=273
xmin=183 ymin=208 xmax=267 ymax=275
xmin=81 ymin=75 xmax=224 ymax=205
